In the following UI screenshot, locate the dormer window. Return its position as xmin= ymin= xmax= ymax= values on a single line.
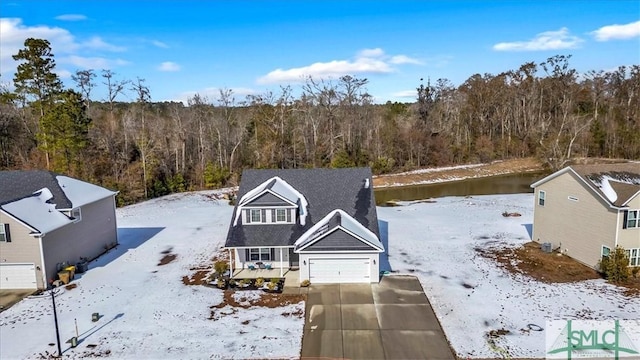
xmin=233 ymin=176 xmax=308 ymax=226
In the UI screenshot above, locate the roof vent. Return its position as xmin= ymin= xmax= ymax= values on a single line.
xmin=364 ymin=178 xmax=370 ymax=189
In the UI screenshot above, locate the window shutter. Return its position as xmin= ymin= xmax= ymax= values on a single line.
xmin=261 ymin=209 xmax=266 ymax=222
xmin=271 ymin=209 xmax=276 ymax=223
xmin=245 ymin=249 xmax=250 ymax=261
xmin=245 ymin=209 xmax=250 ymax=224
xmin=270 ymin=248 xmax=275 ymax=260
xmin=623 ymin=211 xmax=628 ymax=229
xmin=4 ymin=224 xmax=10 ymax=242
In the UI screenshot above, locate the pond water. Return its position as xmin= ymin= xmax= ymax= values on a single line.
xmin=374 ymin=171 xmax=548 ymax=205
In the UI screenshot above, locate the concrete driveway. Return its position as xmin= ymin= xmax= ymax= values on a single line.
xmin=301 ymin=275 xmax=455 ymax=360
xmin=0 ymin=289 xmax=35 ymax=313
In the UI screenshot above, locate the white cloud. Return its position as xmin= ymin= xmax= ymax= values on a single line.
xmin=591 ymin=20 xmax=640 ymax=41
xmin=82 ymin=36 xmax=126 ymax=52
xmin=152 ymin=40 xmax=169 ymax=48
xmin=257 ymin=48 xmax=422 ymax=84
xmin=0 ymin=18 xmax=128 ymax=76
xmin=173 ymin=87 xmax=256 ymax=105
xmin=55 ymin=69 xmax=72 ymax=79
xmin=158 ymin=61 xmax=181 ymax=72
xmin=390 ymin=55 xmax=423 ymax=65
xmin=493 ymin=27 xmax=583 ymax=51
xmin=62 ymin=55 xmax=129 ymax=69
xmin=358 ymin=48 xmax=385 ymax=58
xmin=55 ymin=14 xmax=87 ymax=21
xmin=392 ymin=90 xmax=417 ymax=98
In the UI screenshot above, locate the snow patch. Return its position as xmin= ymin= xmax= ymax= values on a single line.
xmin=599 ymin=176 xmax=618 ymax=203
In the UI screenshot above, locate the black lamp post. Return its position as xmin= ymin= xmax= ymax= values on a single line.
xmin=50 ymin=284 xmax=62 ymax=357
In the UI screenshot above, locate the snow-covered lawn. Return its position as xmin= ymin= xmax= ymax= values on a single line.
xmin=378 ymin=193 xmax=640 ymax=358
xmin=0 ymin=191 xmax=304 ymax=360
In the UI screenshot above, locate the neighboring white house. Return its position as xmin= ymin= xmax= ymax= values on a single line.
xmin=530 ymin=163 xmax=640 ymax=269
xmin=225 ymin=168 xmax=384 ymax=284
xmin=0 ymin=171 xmax=118 ymax=290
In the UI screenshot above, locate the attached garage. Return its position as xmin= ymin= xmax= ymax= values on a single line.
xmin=0 ymin=263 xmax=37 ymax=290
xmin=309 ymin=258 xmax=371 ymax=283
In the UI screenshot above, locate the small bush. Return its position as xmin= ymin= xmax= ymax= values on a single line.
xmin=239 ymin=278 xmax=251 ymax=287
xmin=270 ymin=278 xmax=281 ymax=284
xmin=632 ymin=267 xmax=639 ymax=279
xmin=216 ymin=277 xmax=227 ymax=289
xmin=255 ymin=278 xmax=265 ymax=287
xmin=598 ymin=247 xmax=630 ymax=283
xmin=300 ymin=279 xmax=310 ymax=287
xmin=214 ymin=261 xmax=229 ymax=275
xmin=267 ymin=281 xmax=278 ymax=291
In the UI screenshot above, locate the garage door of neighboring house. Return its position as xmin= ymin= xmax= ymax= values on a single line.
xmin=0 ymin=263 xmax=37 ymax=290
xmin=309 ymin=258 xmax=370 ymax=283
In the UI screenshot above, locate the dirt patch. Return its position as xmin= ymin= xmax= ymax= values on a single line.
xmin=618 ymin=278 xmax=640 ymax=297
xmin=502 ymin=211 xmax=521 ymax=217
xmin=182 ymin=267 xmax=213 ymax=285
xmin=211 ymin=290 xmax=306 ymax=310
xmin=64 ymin=283 xmax=78 ymax=291
xmin=476 ymin=241 xmax=601 ymax=283
xmin=158 ymin=253 xmax=177 ymax=266
xmin=373 ymin=158 xmax=544 ymax=188
xmin=209 ymin=290 xmax=306 ymax=320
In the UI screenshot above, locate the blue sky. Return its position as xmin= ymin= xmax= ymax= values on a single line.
xmin=1 ymin=1 xmax=639 ymax=104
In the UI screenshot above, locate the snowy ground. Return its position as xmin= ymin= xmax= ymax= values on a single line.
xmin=2 ymin=191 xmax=639 ymax=359
xmin=378 ymin=193 xmax=640 ymax=358
xmin=0 ymin=191 xmax=304 ymax=360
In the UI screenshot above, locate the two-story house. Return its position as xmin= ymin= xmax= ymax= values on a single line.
xmin=0 ymin=171 xmax=118 ymax=290
xmin=530 ymin=163 xmax=640 ymax=269
xmin=224 ymin=167 xmax=384 ymax=284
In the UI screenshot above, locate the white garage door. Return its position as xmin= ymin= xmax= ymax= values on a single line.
xmin=309 ymin=258 xmax=370 ymax=283
xmin=0 ymin=263 xmax=37 ymax=290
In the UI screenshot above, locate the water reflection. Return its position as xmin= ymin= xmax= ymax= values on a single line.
xmin=374 ymin=171 xmax=548 ymax=205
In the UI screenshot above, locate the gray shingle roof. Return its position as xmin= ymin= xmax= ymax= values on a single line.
xmin=0 ymin=170 xmax=72 ymax=208
xmin=225 ymin=167 xmax=379 ymax=248
xmin=572 ymin=163 xmax=640 ymax=206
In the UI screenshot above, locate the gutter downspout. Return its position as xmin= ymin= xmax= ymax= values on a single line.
xmin=38 ymin=235 xmax=47 ymax=290
xmin=280 ymin=248 xmax=283 ymax=277
xmin=614 ymin=210 xmax=621 ymax=247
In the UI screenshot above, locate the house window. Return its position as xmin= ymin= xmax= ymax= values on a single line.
xmin=249 ymin=248 xmax=271 ymax=261
xmin=538 ymin=190 xmax=546 ymax=206
xmin=0 ymin=223 xmax=8 ymax=242
xmin=624 ymin=210 xmax=638 ymax=229
xmin=276 ymin=209 xmax=286 ymax=222
xmin=625 ymin=249 xmax=639 ymax=267
xmin=601 ymin=245 xmax=611 ymax=258
xmin=250 ymin=209 xmax=262 ymax=223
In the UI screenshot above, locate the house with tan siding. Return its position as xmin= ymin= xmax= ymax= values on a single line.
xmin=0 ymin=171 xmax=118 ymax=290
xmin=530 ymin=163 xmax=640 ymax=269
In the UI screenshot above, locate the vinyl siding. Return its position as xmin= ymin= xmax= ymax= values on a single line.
xmin=233 ymin=247 xmax=290 ymax=269
xmin=304 ymin=229 xmax=376 ymax=251
xmin=0 ymin=213 xmax=45 ymax=288
xmin=618 ymin=194 xmax=640 ymax=250
xmin=532 ymin=171 xmax=617 ymax=268
xmin=41 ymin=196 xmax=117 ymax=285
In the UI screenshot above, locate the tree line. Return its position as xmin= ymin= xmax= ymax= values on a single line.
xmin=1 ymin=38 xmax=638 ymax=205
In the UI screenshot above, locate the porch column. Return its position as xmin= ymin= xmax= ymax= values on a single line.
xmin=228 ymin=249 xmax=233 ymax=276
xmin=279 ymin=247 xmax=283 ymax=277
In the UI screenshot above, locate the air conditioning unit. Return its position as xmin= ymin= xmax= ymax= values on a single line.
xmin=541 ymin=242 xmax=552 ymax=253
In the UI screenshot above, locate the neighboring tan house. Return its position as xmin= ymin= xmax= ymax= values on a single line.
xmin=530 ymin=163 xmax=640 ymax=269
xmin=0 ymin=171 xmax=118 ymax=290
xmin=225 ymin=167 xmax=384 ymax=284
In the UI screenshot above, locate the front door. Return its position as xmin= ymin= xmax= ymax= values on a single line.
xmin=289 ymin=248 xmax=299 ymax=267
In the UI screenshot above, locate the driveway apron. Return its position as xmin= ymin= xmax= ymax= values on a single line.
xmin=301 ymin=276 xmax=455 ymax=360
